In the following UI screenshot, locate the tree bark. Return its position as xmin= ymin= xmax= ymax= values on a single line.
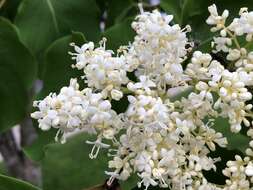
xmin=0 ymin=117 xmax=41 ymax=186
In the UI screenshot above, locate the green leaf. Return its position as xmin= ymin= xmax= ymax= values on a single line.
xmin=0 ymin=17 xmax=35 ymax=133
xmin=0 ymin=17 xmax=37 ymax=88
xmin=0 ymin=17 xmax=36 ymax=132
xmin=0 ymin=162 xmax=7 ymax=175
xmin=244 ymin=41 xmax=253 ymax=51
xmin=103 ymin=17 xmax=135 ymax=51
xmin=121 ymin=175 xmax=138 ymax=190
xmin=15 ymin=0 xmax=101 ymax=57
xmin=0 ymin=65 xmax=28 ymax=133
xmin=203 ymin=146 xmax=243 ymax=185
xmin=180 ymin=0 xmax=208 ymax=26
xmin=106 ymin=0 xmax=134 ymax=27
xmin=41 ymin=133 xmax=109 ymax=190
xmin=23 ymin=129 xmax=57 ymax=162
xmin=0 ymin=174 xmax=41 ymax=190
xmin=161 ymin=0 xmax=206 ymax=26
xmin=160 ymin=0 xmax=181 ymax=24
xmin=39 ymin=32 xmax=86 ymax=97
xmin=213 ymin=117 xmax=250 ymax=153
xmin=27 ymin=128 xmax=137 ymax=189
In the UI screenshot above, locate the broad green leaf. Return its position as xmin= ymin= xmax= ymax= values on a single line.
xmin=160 ymin=0 xmax=181 ymax=24
xmin=114 ymin=4 xmax=137 ymax=25
xmin=28 ymin=125 xmax=136 ymax=189
xmin=15 ymin=0 xmax=100 ymax=57
xmin=39 ymin=32 xmax=86 ymax=97
xmin=203 ymin=146 xmax=243 ymax=185
xmin=23 ymin=129 xmax=56 ymax=162
xmin=41 ymin=133 xmax=139 ymax=190
xmin=41 ymin=133 xmax=109 ymax=190
xmin=0 ymin=174 xmax=41 ymax=190
xmin=121 ymin=175 xmax=139 ymax=190
xmin=106 ymin=0 xmax=135 ymax=27
xmin=244 ymin=41 xmax=253 ymax=51
xmin=180 ymin=0 xmax=208 ymax=26
xmin=213 ymin=117 xmax=250 ymax=153
xmin=103 ymin=18 xmax=135 ymax=51
xmin=0 ymin=17 xmax=37 ymax=88
xmin=0 ymin=162 xmax=7 ymax=175
xmin=0 ymin=65 xmax=28 ymax=133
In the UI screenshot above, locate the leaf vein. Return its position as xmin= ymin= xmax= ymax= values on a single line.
xmin=46 ymin=0 xmax=60 ymax=35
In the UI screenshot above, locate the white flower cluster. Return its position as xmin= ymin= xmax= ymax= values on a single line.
xmin=70 ymin=39 xmax=128 ymax=100
xmin=229 ymin=8 xmax=253 ymax=41
xmin=127 ymin=9 xmax=191 ymax=89
xmin=31 ymin=79 xmax=122 ymax=153
xmin=31 ymin=4 xmax=253 ymax=190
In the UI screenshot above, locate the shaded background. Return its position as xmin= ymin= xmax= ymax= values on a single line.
xmin=0 ymin=0 xmax=253 ymax=189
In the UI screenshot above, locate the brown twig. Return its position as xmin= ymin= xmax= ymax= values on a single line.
xmin=0 ymin=128 xmax=41 ymax=186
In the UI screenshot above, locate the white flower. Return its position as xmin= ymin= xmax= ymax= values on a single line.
xmin=70 ymin=39 xmax=128 ymax=100
xmin=126 ymin=95 xmax=169 ymax=124
xmin=206 ymin=4 xmax=229 ymax=32
xmin=197 ymin=125 xmax=227 ymax=151
xmin=245 ymin=163 xmax=253 ymax=176
xmin=229 ymin=8 xmax=253 ymax=41
xmin=208 ymin=60 xmax=225 ymax=82
xmin=110 ymin=89 xmax=123 ymax=101
xmin=127 ymin=75 xmax=156 ymax=94
xmin=128 ymin=9 xmax=191 ymax=88
xmin=31 ymin=79 xmax=89 ymax=143
xmin=185 ymin=51 xmax=212 ymax=80
xmin=135 ymin=152 xmax=152 ymax=173
xmin=32 ymin=79 xmax=122 ymax=147
xmin=180 ymin=92 xmax=216 ymax=124
xmin=223 ymin=155 xmax=251 ymax=190
xmin=227 ymin=48 xmax=241 ymax=61
xmin=158 ymin=149 xmax=175 ymax=167
xmin=137 ymin=172 xmax=158 ymax=190
xmin=212 ymin=37 xmax=232 ymax=53
xmin=107 ymin=156 xmax=132 ymax=180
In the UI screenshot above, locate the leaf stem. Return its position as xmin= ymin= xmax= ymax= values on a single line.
xmin=224 ymin=27 xmax=241 ymax=50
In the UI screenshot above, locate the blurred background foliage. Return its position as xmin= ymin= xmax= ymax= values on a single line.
xmin=0 ymin=0 xmax=253 ymax=189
